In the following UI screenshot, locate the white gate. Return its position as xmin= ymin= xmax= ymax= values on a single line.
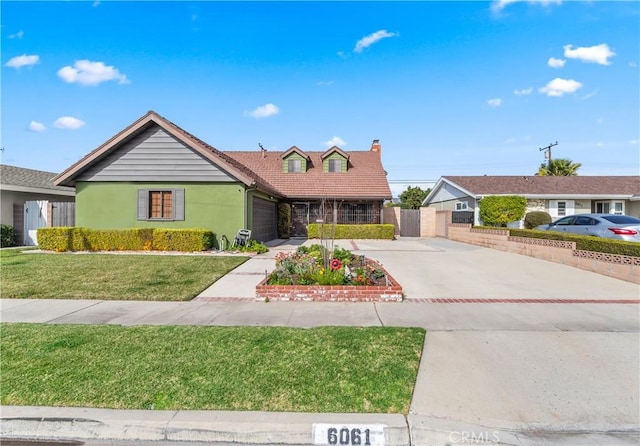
xmin=24 ymin=200 xmax=48 ymax=246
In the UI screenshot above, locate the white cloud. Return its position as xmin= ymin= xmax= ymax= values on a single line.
xmin=514 ymin=87 xmax=533 ymax=96
xmin=354 ymin=30 xmax=397 ymax=53
xmin=316 ymin=81 xmax=335 ymax=86
xmin=563 ymin=44 xmax=615 ymax=65
xmin=8 ymin=30 xmax=24 ymax=39
xmin=28 ymin=121 xmax=46 ymax=132
xmin=628 ymin=61 xmax=637 ymax=68
xmin=54 ymin=116 xmax=86 ymax=129
xmin=492 ymin=0 xmax=561 ymax=13
xmin=57 ymin=60 xmax=129 ymax=86
xmin=488 ymin=98 xmax=503 ymax=107
xmin=5 ymin=54 xmax=40 ymax=69
xmin=539 ymin=78 xmax=582 ymax=96
xmin=93 ymin=1 xmax=101 ymax=6
xmin=323 ymin=136 xmax=346 ymax=148
xmin=630 ymin=140 xmax=639 ymax=145
xmin=244 ymin=103 xmax=279 ymax=119
xmin=547 ymin=57 xmax=566 ymax=68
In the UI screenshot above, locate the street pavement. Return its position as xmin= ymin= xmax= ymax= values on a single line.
xmin=1 ymin=237 xmax=639 ymax=446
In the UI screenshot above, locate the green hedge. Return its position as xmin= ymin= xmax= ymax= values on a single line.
xmin=509 ymin=229 xmax=640 ymax=257
xmin=307 ymin=224 xmax=395 ymax=240
xmin=1 ymin=224 xmax=16 ymax=247
xmin=37 ymin=228 xmax=213 ymax=252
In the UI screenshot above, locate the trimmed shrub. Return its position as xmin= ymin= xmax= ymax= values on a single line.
xmin=524 ymin=211 xmax=552 ymax=229
xmin=278 ymin=203 xmax=291 ymax=239
xmin=479 ymin=195 xmax=527 ymax=227
xmin=37 ymin=227 xmax=212 ymax=252
xmin=1 ymin=224 xmax=15 ymax=247
xmin=37 ymin=227 xmax=74 ymax=252
xmin=509 ymin=229 xmax=640 ymax=257
xmin=70 ymin=228 xmax=154 ymax=251
xmin=152 ymin=228 xmax=214 ymax=251
xmin=307 ymin=224 xmax=395 ymax=240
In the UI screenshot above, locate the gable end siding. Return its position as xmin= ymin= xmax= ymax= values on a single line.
xmin=76 ymin=126 xmax=236 ymax=182
xmin=282 ymin=153 xmax=307 ymax=173
xmin=323 ymin=153 xmax=347 ymax=173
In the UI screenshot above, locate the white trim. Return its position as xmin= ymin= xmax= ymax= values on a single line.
xmin=0 ymin=184 xmax=75 ymax=196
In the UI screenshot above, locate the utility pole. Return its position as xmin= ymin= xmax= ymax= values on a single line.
xmin=539 ymin=141 xmax=558 ymax=167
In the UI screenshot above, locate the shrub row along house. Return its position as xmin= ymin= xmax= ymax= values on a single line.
xmin=423 ymin=175 xmax=640 ymax=225
xmin=53 ymin=111 xmax=392 ymax=247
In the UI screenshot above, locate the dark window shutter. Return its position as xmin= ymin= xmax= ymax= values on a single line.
xmin=174 ymin=189 xmax=185 ymax=221
xmin=137 ymin=189 xmax=148 ymax=220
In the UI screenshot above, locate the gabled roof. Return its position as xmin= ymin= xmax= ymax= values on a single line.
xmin=281 ymin=146 xmax=310 ymax=161
xmin=1 ymin=164 xmax=75 ymax=196
xmin=53 ymin=110 xmax=391 ymax=200
xmin=224 ymin=150 xmax=391 ymax=200
xmin=424 ymin=175 xmax=640 ymax=204
xmin=52 ymin=111 xmax=281 ymax=197
xmin=321 ymin=146 xmax=350 ymax=160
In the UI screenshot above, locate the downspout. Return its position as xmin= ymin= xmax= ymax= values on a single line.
xmin=245 ymin=185 xmax=257 ymax=229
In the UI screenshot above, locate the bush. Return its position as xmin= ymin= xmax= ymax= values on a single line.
xmin=479 ymin=195 xmax=527 ymax=227
xmin=1 ymin=225 xmax=15 ymax=247
xmin=307 ymin=224 xmax=395 ymax=240
xmin=278 ymin=203 xmax=291 ymax=239
xmin=235 ymin=239 xmax=269 ymax=254
xmin=509 ymin=229 xmax=640 ymax=257
xmin=524 ymin=211 xmax=552 ymax=229
xmin=152 ymin=229 xmax=214 ymax=251
xmin=37 ymin=227 xmax=213 ymax=252
xmin=37 ymin=227 xmax=74 ymax=252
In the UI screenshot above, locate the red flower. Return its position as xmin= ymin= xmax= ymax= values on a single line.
xmin=330 ymin=258 xmax=342 ymax=271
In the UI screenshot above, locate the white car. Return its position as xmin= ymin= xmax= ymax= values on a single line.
xmin=536 ymin=213 xmax=640 ymax=242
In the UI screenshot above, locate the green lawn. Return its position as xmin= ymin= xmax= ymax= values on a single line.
xmin=0 ymin=249 xmax=248 ymax=301
xmin=0 ymin=324 xmax=425 ymax=413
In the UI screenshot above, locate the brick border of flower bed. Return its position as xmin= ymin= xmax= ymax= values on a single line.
xmin=255 ymin=260 xmax=403 ymax=302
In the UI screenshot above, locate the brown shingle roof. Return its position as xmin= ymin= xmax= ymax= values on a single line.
xmin=224 ymin=151 xmax=392 ymax=199
xmin=443 ymin=175 xmax=640 ymax=196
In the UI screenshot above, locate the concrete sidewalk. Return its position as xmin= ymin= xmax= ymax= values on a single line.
xmin=1 ymin=238 xmax=639 ymax=445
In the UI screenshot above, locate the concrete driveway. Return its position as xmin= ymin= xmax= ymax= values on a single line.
xmin=345 ymin=237 xmax=639 ymax=301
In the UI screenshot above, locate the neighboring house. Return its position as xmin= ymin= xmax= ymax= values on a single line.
xmin=422 ymin=175 xmax=640 ymax=225
xmin=53 ymin=111 xmax=392 ymax=245
xmin=1 ymin=164 xmax=75 ymax=244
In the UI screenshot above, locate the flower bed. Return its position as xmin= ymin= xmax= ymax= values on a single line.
xmin=255 ymin=244 xmax=403 ymax=302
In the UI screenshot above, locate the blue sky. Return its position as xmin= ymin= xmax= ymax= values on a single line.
xmin=2 ymin=0 xmax=639 ymax=197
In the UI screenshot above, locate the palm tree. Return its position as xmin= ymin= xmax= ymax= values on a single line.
xmin=537 ymin=158 xmax=582 ymax=176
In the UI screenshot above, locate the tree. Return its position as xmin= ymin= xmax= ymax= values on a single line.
xmin=479 ymin=195 xmax=527 ymax=227
xmin=399 ymin=186 xmax=430 ymax=209
xmin=537 ymin=158 xmax=582 ymax=176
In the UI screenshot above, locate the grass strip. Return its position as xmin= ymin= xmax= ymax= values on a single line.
xmin=0 ymin=249 xmax=248 ymax=301
xmin=0 ymin=324 xmax=424 ymax=413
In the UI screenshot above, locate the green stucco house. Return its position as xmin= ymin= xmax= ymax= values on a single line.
xmin=54 ymin=111 xmax=392 ymax=246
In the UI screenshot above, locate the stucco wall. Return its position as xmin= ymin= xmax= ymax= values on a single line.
xmin=76 ymin=182 xmax=246 ymax=248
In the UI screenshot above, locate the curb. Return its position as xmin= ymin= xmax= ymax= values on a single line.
xmin=1 ymin=406 xmax=410 ymax=445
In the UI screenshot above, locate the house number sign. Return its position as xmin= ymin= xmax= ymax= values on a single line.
xmin=312 ymin=423 xmax=386 ymax=446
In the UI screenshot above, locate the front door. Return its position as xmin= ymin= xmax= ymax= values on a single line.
xmin=291 ymin=202 xmax=309 ymax=237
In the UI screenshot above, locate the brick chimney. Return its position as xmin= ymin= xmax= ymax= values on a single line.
xmin=370 ymin=139 xmax=381 ymax=154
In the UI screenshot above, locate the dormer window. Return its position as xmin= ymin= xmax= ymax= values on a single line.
xmin=288 ymin=159 xmax=302 ymax=173
xmin=321 ymin=146 xmax=349 ymax=173
xmin=282 ymin=146 xmax=309 ymax=173
xmin=328 ymin=159 xmax=342 ymax=172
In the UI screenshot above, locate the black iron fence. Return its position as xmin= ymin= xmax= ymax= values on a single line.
xmin=452 ymin=211 xmax=474 ymax=224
